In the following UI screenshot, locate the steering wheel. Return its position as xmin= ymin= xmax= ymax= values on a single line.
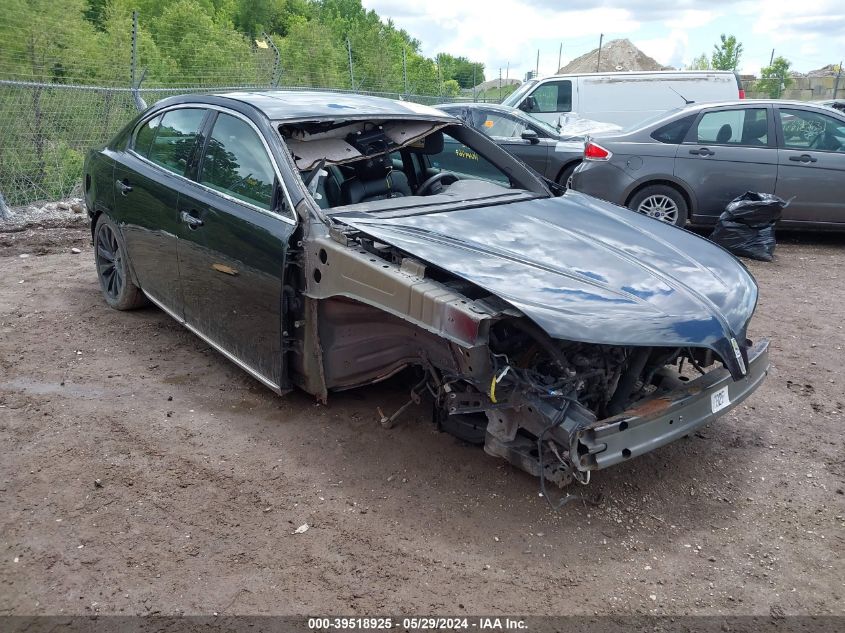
xmin=416 ymin=171 xmax=459 ymax=196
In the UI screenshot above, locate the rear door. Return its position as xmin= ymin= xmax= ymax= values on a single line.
xmin=774 ymin=106 xmax=845 ymax=225
xmin=113 ymin=107 xmax=209 ymax=311
xmin=176 ymin=109 xmax=296 ymax=391
xmin=674 ymin=105 xmax=778 ymax=219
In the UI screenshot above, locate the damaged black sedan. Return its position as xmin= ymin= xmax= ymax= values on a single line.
xmin=83 ymin=91 xmax=769 ymax=489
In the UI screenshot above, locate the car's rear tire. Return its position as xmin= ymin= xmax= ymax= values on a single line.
xmin=628 ymin=185 xmax=689 ymax=226
xmin=93 ymin=214 xmax=147 ymax=310
xmin=557 ymin=162 xmax=579 ymax=191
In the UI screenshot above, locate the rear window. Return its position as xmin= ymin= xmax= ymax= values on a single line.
xmin=651 ymin=115 xmax=696 ymax=144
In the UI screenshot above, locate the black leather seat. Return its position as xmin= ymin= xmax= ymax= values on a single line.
xmin=340 ymin=155 xmax=411 ymax=204
xmin=716 ymin=124 xmax=733 ymax=143
xmin=312 ymin=165 xmax=344 ymax=209
xmin=741 ymin=118 xmax=768 ymax=145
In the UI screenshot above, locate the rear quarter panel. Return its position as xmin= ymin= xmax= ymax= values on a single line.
xmin=83 ymin=147 xmax=116 ymax=227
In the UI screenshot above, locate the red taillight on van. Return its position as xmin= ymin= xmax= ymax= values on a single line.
xmin=739 ymin=88 xmax=746 ymax=99
xmin=584 ymin=141 xmax=612 ymax=161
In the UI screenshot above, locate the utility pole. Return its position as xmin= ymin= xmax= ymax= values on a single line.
xmin=346 ymin=37 xmax=355 ymax=90
xmin=437 ymin=53 xmax=443 ymax=97
xmin=130 ymin=10 xmax=138 ymax=88
xmin=769 ymin=48 xmax=775 ymax=66
xmin=402 ymin=46 xmax=408 ymax=97
xmin=536 ymin=49 xmax=539 ymax=77
xmin=505 ymin=61 xmax=509 ymax=81
xmin=472 ymin=63 xmax=476 ymax=101
xmin=558 ymin=42 xmax=562 ymax=73
xmin=596 ymin=34 xmax=604 ymax=72
xmin=834 ymin=60 xmax=843 ymax=99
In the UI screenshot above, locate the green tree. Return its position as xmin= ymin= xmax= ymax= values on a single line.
xmin=757 ymin=56 xmax=793 ymax=98
xmin=437 ymin=53 xmax=485 ymax=88
xmin=441 ymin=79 xmax=461 ymax=97
xmin=686 ymin=53 xmax=711 ymax=70
xmin=711 ymin=34 xmax=742 ymax=70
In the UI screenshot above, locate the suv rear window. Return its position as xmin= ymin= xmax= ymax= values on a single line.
xmin=651 ymin=115 xmax=696 ymax=144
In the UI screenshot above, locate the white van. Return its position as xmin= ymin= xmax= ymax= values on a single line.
xmin=501 ymin=70 xmax=744 ymax=128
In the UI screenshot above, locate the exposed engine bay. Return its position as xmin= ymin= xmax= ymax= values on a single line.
xmin=284 ymin=221 xmax=747 ymax=497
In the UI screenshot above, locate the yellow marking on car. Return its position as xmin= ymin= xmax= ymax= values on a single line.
xmin=212 ymin=263 xmax=239 ymax=276
xmin=455 ymin=148 xmax=479 ymax=160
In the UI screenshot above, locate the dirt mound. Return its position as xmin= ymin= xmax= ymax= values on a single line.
xmin=559 ymin=38 xmax=672 ymax=74
xmin=471 ymin=77 xmax=521 ymax=92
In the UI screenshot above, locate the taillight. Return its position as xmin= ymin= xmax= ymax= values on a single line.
xmin=739 ymin=89 xmax=746 ymax=99
xmin=584 ymin=141 xmax=612 ymax=161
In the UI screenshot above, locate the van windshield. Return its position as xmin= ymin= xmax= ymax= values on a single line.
xmin=501 ymin=80 xmax=538 ymax=107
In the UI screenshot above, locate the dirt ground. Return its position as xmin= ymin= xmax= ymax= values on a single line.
xmin=1 ymin=214 xmax=843 ymax=617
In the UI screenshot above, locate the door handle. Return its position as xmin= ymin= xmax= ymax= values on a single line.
xmin=115 ymin=179 xmax=133 ymax=195
xmin=180 ymin=210 xmax=204 ymax=229
xmin=788 ymin=154 xmax=817 ymax=163
xmin=689 ymin=148 xmax=714 ymax=156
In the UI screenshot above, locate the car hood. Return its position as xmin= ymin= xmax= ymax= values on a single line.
xmin=333 ymin=191 xmax=758 ymax=378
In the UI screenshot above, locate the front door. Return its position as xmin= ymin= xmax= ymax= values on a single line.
xmin=177 ymin=110 xmax=295 ymax=390
xmin=674 ymin=106 xmax=778 ymax=220
xmin=479 ymin=109 xmax=552 ymax=177
xmin=112 ymin=108 xmax=208 ymax=310
xmin=775 ymin=106 xmax=845 ymax=226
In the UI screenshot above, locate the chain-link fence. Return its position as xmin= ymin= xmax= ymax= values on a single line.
xmin=0 ymin=6 xmax=503 ymax=210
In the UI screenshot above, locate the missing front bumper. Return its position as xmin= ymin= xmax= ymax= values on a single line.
xmin=575 ymin=339 xmax=770 ymax=471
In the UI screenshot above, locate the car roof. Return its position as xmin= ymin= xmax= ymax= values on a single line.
xmin=436 ymin=102 xmax=512 ymax=112
xmin=539 ymin=70 xmax=737 ymax=80
xmin=203 ymin=90 xmax=456 ymax=121
xmin=676 ymin=99 xmax=840 ymax=111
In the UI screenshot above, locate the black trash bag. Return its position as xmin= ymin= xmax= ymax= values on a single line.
xmin=709 ymin=191 xmax=787 ymax=262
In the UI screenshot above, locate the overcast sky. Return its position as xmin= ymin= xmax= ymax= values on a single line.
xmin=362 ymin=0 xmax=844 ymax=80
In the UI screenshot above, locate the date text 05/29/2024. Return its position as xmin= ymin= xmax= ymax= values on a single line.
xmin=307 ymin=617 xmax=528 ymax=630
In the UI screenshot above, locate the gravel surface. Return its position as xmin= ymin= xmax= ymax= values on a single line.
xmin=1 ymin=211 xmax=843 ymax=617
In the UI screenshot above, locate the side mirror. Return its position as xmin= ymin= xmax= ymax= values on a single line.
xmin=519 ymin=95 xmax=538 ymax=113
xmin=521 ymin=129 xmax=539 ymax=144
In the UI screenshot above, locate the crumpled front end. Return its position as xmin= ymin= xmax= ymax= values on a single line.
xmin=294 ymin=192 xmax=770 ymax=490
xmin=483 ymin=338 xmax=769 ymax=486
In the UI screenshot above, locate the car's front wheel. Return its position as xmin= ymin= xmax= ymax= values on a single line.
xmin=628 ymin=185 xmax=688 ymax=226
xmin=94 ymin=215 xmax=147 ymax=310
xmin=557 ymin=162 xmax=579 ymax=191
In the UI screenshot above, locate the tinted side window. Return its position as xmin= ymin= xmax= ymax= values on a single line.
xmin=693 ymin=108 xmax=769 ymax=146
xmin=148 ymin=109 xmax=206 ymax=174
xmin=779 ymin=109 xmax=845 ymax=153
xmin=480 ymin=112 xmax=529 ymax=138
xmin=199 ymin=113 xmax=276 ymax=209
xmin=528 ymin=81 xmax=572 ymax=113
xmin=133 ymin=115 xmax=161 ymax=158
xmin=651 ymin=115 xmax=696 ymax=144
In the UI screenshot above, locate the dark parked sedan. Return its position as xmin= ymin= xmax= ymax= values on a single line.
xmin=572 ymin=100 xmax=845 ymax=227
xmin=436 ymin=102 xmax=587 ymax=187
xmin=84 ymin=91 xmax=768 ymax=490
